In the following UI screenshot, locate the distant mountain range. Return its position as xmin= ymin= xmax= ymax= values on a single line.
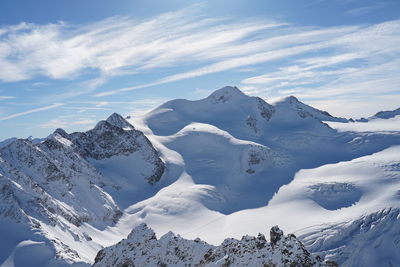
xmin=1 ymin=86 xmax=399 ymax=267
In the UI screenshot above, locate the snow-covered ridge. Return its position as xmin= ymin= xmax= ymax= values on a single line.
xmin=93 ymin=223 xmax=335 ymax=267
xmin=0 ymin=113 xmax=165 ymax=264
xmin=144 ymin=86 xmax=400 ymax=214
xmin=145 ymin=86 xmax=278 ymax=139
xmin=269 ymin=95 xmax=348 ymax=122
xmin=372 ymin=107 xmax=400 ymax=119
xmin=0 ymin=86 xmax=399 ymax=266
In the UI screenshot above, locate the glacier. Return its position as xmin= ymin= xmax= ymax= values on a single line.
xmin=0 ymin=86 xmax=399 ymax=267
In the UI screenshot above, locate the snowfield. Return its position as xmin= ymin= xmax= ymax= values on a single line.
xmin=0 ymin=86 xmax=399 ymax=267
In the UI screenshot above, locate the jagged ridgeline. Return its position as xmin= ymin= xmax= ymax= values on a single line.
xmin=1 ymin=86 xmax=399 ymax=266
xmin=93 ymin=223 xmax=337 ymax=267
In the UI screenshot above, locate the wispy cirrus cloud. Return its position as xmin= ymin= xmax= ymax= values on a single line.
xmin=237 ymin=19 xmax=400 ymax=116
xmin=0 ymin=103 xmax=64 ymax=121
xmin=0 ymin=96 xmax=15 ymax=100
xmin=94 ymin=19 xmax=400 ymax=98
xmin=93 ymin=25 xmax=363 ymax=97
xmin=346 ymin=2 xmax=390 ymax=16
xmin=0 ymin=6 xmax=282 ymax=83
xmin=39 ymin=117 xmax=96 ymax=129
xmin=1 ymin=5 xmax=399 ymax=118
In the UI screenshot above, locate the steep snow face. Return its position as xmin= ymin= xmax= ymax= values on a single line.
xmin=0 ymin=113 xmax=165 ymax=264
xmin=93 ymin=223 xmax=331 ymax=267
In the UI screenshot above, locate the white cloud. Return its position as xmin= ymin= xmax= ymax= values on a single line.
xmin=40 ymin=117 xmax=96 ymax=129
xmin=0 ymin=6 xmax=283 ymax=83
xmin=95 ymin=101 xmax=109 ymax=107
xmin=346 ymin=2 xmax=389 ymax=16
xmin=94 ymin=19 xmax=400 ymax=98
xmin=0 ymin=96 xmax=15 ymax=100
xmin=236 ymin=20 xmax=400 ymax=117
xmin=306 ymin=95 xmax=400 ymax=118
xmin=0 ymin=6 xmax=399 ymax=119
xmin=0 ymin=103 xmax=64 ymax=121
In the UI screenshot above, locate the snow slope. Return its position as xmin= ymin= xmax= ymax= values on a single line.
xmin=123 ymin=86 xmax=400 ymax=266
xmin=142 ymin=86 xmax=399 ymax=214
xmin=1 ymin=86 xmax=399 ymax=267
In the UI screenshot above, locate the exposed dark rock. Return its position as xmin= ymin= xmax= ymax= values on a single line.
xmin=93 ymin=224 xmax=334 ymax=267
xmin=270 ymin=225 xmax=283 ymax=245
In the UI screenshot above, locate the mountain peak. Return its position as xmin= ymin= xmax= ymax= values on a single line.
xmin=53 ymin=128 xmax=69 ymax=138
xmin=286 ymin=95 xmax=299 ymax=102
xmin=106 ymin=113 xmax=134 ymax=130
xmin=207 ymin=86 xmax=247 ymax=103
xmin=278 ymin=95 xmax=301 ymax=105
xmin=268 ymin=95 xmax=347 ymax=122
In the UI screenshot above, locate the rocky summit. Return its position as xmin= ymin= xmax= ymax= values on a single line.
xmin=93 ymin=223 xmax=335 ymax=267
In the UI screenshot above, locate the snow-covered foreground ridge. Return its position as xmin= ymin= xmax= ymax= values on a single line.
xmin=0 ymin=86 xmax=399 ymax=266
xmin=93 ymin=223 xmax=336 ymax=267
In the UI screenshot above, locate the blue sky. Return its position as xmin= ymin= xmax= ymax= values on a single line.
xmin=0 ymin=0 xmax=399 ymax=140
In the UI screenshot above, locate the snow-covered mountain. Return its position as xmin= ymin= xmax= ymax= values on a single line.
xmin=354 ymin=106 xmax=400 ymax=122
xmin=327 ymin=106 xmax=400 ymax=132
xmin=143 ymin=86 xmax=398 ymax=214
xmin=372 ymin=107 xmax=400 ymax=119
xmin=1 ymin=86 xmax=399 ymax=267
xmin=269 ymin=95 xmax=349 ymax=123
xmin=146 ymin=86 xmax=335 ymax=140
xmin=0 ymin=113 xmax=164 ymax=265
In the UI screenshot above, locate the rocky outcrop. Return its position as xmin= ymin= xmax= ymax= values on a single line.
xmin=0 ymin=113 xmax=165 ymax=226
xmin=93 ymin=223 xmax=333 ymax=266
xmin=0 ymin=136 xmax=120 ymax=227
xmin=0 ymin=113 xmax=165 ymax=264
xmin=64 ymin=114 xmax=164 ymax=184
